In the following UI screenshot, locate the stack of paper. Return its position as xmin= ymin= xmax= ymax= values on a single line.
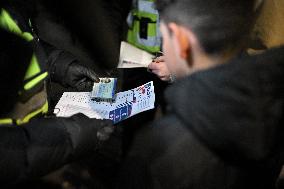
xmin=118 ymin=41 xmax=155 ymax=68
xmin=54 ymin=81 xmax=155 ymax=124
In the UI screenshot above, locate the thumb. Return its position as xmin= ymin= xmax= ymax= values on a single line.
xmin=97 ymin=125 xmax=114 ymax=141
xmin=148 ymin=62 xmax=159 ymax=70
xmin=81 ymin=66 xmax=100 ymax=82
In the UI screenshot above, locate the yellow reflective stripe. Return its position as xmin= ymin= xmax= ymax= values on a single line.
xmin=0 ymin=9 xmax=33 ymax=41
xmin=16 ymin=101 xmax=48 ymax=125
xmin=22 ymin=32 xmax=33 ymax=41
xmin=0 ymin=118 xmax=13 ymax=125
xmin=0 ymin=101 xmax=49 ymax=126
xmin=24 ymin=54 xmax=41 ymax=80
xmin=0 ymin=9 xmax=22 ymax=35
xmin=24 ymin=72 xmax=48 ymax=90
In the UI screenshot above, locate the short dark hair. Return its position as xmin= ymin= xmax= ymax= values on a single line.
xmin=157 ymin=0 xmax=258 ymax=55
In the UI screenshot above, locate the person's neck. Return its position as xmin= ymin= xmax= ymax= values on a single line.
xmin=190 ymin=49 xmax=237 ymax=74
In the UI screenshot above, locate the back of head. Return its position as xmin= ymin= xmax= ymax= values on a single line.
xmin=156 ymin=0 xmax=261 ymax=55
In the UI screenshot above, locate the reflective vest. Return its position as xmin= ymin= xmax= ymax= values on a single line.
xmin=127 ymin=0 xmax=161 ymax=53
xmin=0 ymin=8 xmax=48 ymax=125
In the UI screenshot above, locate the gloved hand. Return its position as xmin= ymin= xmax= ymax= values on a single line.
xmin=64 ymin=61 xmax=100 ymax=91
xmin=65 ymin=113 xmax=114 ymax=157
xmin=47 ymin=49 xmax=100 ymax=91
xmin=20 ymin=113 xmax=114 ymax=177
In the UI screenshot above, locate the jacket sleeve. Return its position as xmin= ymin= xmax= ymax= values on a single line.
xmin=39 ymin=0 xmax=132 ymax=70
xmin=0 ymin=115 xmax=108 ymax=186
xmin=41 ymin=41 xmax=77 ymax=84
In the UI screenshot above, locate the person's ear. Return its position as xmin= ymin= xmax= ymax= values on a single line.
xmin=168 ymin=23 xmax=190 ymax=60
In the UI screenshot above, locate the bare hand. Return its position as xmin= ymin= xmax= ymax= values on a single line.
xmin=148 ymin=56 xmax=172 ymax=82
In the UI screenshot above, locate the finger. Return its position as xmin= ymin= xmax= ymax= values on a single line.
xmin=81 ymin=67 xmax=100 ymax=82
xmin=97 ymin=126 xmax=114 ymax=141
xmin=151 ymin=69 xmax=161 ymax=76
xmin=148 ymin=62 xmax=159 ymax=70
xmin=85 ymin=81 xmax=94 ymax=91
xmin=75 ymin=82 xmax=86 ymax=91
xmin=103 ymin=126 xmax=114 ymax=134
xmin=75 ymin=78 xmax=89 ymax=91
xmin=155 ymin=56 xmax=165 ymax=63
xmin=87 ymin=69 xmax=100 ymax=82
xmin=148 ymin=62 xmax=155 ymax=69
xmin=152 ymin=57 xmax=158 ymax=62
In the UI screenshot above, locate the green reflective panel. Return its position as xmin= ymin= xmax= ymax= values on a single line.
xmin=0 ymin=9 xmax=33 ymax=41
xmin=147 ymin=23 xmax=156 ymax=36
xmin=0 ymin=118 xmax=13 ymax=125
xmin=24 ymin=72 xmax=48 ymax=90
xmin=22 ymin=32 xmax=33 ymax=41
xmin=0 ymin=9 xmax=22 ymax=34
xmin=0 ymin=101 xmax=49 ymax=125
xmin=127 ymin=20 xmax=160 ymax=53
xmin=127 ymin=9 xmax=159 ymax=53
xmin=24 ymin=55 xmax=41 ymax=80
xmin=16 ymin=101 xmax=48 ymax=125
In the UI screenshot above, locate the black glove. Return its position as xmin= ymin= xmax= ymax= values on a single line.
xmin=64 ymin=62 xmax=100 ymax=91
xmin=17 ymin=114 xmax=114 ymax=179
xmin=65 ymin=113 xmax=114 ymax=158
xmin=47 ymin=49 xmax=100 ymax=91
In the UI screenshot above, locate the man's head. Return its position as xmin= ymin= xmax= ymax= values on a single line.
xmin=156 ymin=0 xmax=261 ymax=78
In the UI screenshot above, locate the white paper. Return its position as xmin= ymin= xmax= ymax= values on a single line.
xmin=54 ymin=81 xmax=155 ymax=124
xmin=117 ymin=41 xmax=155 ymax=68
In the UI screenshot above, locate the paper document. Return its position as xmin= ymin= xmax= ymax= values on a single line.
xmin=118 ymin=41 xmax=155 ymax=68
xmin=54 ymin=81 xmax=155 ymax=124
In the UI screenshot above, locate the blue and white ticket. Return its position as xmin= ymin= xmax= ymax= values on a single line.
xmin=91 ymin=78 xmax=117 ymax=101
xmin=54 ymin=81 xmax=155 ymax=124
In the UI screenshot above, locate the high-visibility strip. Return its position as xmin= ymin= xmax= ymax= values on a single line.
xmin=0 ymin=101 xmax=48 ymax=126
xmin=22 ymin=32 xmax=33 ymax=41
xmin=135 ymin=33 xmax=161 ymax=49
xmin=137 ymin=1 xmax=158 ymax=15
xmin=132 ymin=0 xmax=155 ymax=5
xmin=16 ymin=101 xmax=48 ymax=125
xmin=0 ymin=8 xmax=33 ymax=41
xmin=0 ymin=9 xmax=49 ymax=126
xmin=127 ymin=0 xmax=161 ymax=53
xmin=24 ymin=54 xmax=42 ymax=80
xmin=127 ymin=29 xmax=161 ymax=53
xmin=0 ymin=118 xmax=13 ymax=125
xmin=24 ymin=72 xmax=48 ymax=91
xmin=0 ymin=9 xmax=44 ymax=85
xmin=132 ymin=11 xmax=157 ymax=23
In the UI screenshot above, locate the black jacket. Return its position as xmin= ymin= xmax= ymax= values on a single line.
xmin=0 ymin=23 xmax=112 ymax=188
xmin=0 ymin=3 xmax=77 ymax=84
xmin=34 ymin=0 xmax=132 ymax=72
xmin=117 ymin=47 xmax=284 ymax=189
xmin=0 ymin=114 xmax=110 ymax=187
